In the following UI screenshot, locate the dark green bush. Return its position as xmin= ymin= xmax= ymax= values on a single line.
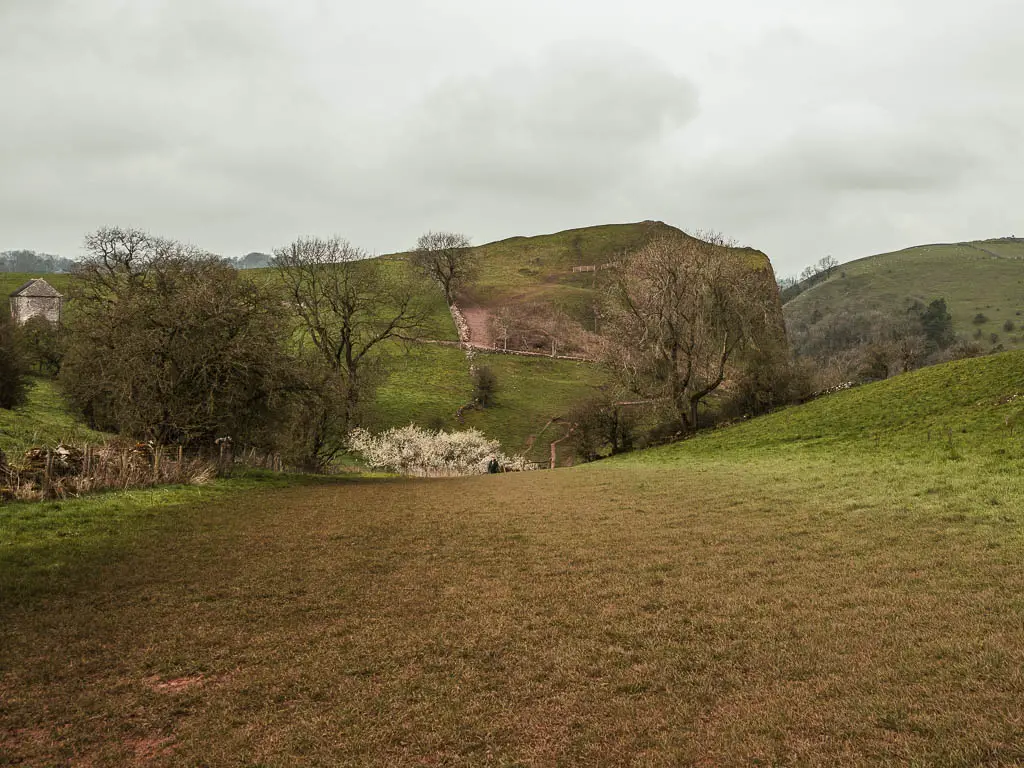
xmin=472 ymin=366 xmax=498 ymax=407
xmin=21 ymin=315 xmax=62 ymax=376
xmin=0 ymin=311 xmax=30 ymax=409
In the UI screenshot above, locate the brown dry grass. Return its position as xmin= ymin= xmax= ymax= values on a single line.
xmin=3 ymin=457 xmax=1024 ymax=766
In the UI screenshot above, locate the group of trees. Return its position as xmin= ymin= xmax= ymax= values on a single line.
xmin=490 ymin=302 xmax=593 ymax=357
xmin=777 ymin=255 xmax=839 ymax=301
xmin=786 ymin=296 xmax=975 ymax=387
xmin=0 ymin=310 xmax=29 ymax=409
xmin=0 ymin=303 xmax=62 ymax=409
xmin=0 ymin=250 xmax=76 ymax=274
xmin=59 ymin=228 xmax=295 ymax=448
xmin=0 ymin=227 xmax=481 ymax=472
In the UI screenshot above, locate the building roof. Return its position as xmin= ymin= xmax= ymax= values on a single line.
xmin=9 ymin=278 xmax=62 ymax=299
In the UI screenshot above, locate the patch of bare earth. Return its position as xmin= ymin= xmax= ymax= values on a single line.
xmin=145 ymin=675 xmax=205 ymax=693
xmin=130 ymin=735 xmax=175 ymax=762
xmin=461 ymin=305 xmax=494 ymax=348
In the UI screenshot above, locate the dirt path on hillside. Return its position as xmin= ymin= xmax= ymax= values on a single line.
xmin=461 ymin=306 xmax=495 ymax=348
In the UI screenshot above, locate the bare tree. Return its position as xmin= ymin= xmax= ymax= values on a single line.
xmin=273 ymin=236 xmax=430 ymax=465
xmin=491 ymin=304 xmax=522 ymax=351
xmin=410 ymin=231 xmax=475 ymax=304
xmin=606 ymin=232 xmax=777 ymax=431
xmin=817 ymin=254 xmax=839 ymax=278
xmin=489 ymin=301 xmax=586 ymax=356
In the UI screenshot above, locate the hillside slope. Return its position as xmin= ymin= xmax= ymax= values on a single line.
xmin=785 ymin=238 xmax=1024 ymax=350
xmin=452 ymin=221 xmax=783 ymax=353
xmin=629 ymin=348 xmax=1024 ymax=464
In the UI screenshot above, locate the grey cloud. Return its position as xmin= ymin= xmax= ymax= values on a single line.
xmin=730 ymin=104 xmax=980 ymax=194
xmin=400 ymin=47 xmax=698 ymax=199
xmin=0 ymin=0 xmax=1022 ymax=271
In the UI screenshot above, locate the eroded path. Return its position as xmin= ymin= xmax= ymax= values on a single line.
xmin=460 ymin=305 xmax=495 ymax=348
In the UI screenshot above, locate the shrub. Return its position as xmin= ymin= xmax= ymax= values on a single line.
xmin=723 ymin=352 xmax=816 ymax=420
xmin=973 ymin=313 xmax=989 ymax=324
xmin=568 ymin=396 xmax=636 ymax=461
xmin=932 ymin=339 xmax=985 ymax=364
xmin=1 ymin=440 xmax=217 ymax=501
xmin=472 ymin=366 xmax=498 ymax=407
xmin=1004 ymin=319 xmax=1015 ymax=332
xmin=347 ymin=425 xmax=530 ymax=476
xmin=21 ymin=315 xmax=62 ymax=376
xmin=0 ymin=311 xmax=29 ymax=410
xmin=990 ymin=332 xmax=1000 ymax=345
xmin=921 ymin=298 xmax=955 ymax=349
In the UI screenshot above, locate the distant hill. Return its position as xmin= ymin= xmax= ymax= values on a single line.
xmin=785 ymin=238 xmax=1024 ymax=351
xmin=432 ymin=221 xmax=783 ymax=357
xmin=232 ymin=252 xmax=273 ymax=269
xmin=368 ymin=221 xmax=786 ymax=462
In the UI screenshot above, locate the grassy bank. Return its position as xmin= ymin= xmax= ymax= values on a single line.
xmin=0 ymin=377 xmax=107 ymax=456
xmin=373 ymin=344 xmax=607 ymax=463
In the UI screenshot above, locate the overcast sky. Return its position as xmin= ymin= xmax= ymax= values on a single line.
xmin=2 ymin=0 xmax=1022 ymax=275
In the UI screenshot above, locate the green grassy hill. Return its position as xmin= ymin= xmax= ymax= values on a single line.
xmin=785 ymin=238 xmax=1024 ymax=349
xmin=369 ymin=221 xmax=782 ymax=460
xmin=629 ymin=348 xmax=1024 ymax=465
xmin=372 ymin=345 xmax=608 ymax=463
xmin=459 ymin=221 xmax=780 ymax=333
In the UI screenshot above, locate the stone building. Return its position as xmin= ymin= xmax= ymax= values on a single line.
xmin=9 ymin=278 xmax=63 ymax=325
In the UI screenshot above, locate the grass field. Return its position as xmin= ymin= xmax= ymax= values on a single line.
xmin=0 ymin=273 xmax=72 ymax=301
xmin=785 ymin=238 xmax=1024 ymax=349
xmin=4 ymin=352 xmax=1024 ymax=764
xmin=372 ymin=344 xmax=608 ymax=463
xmin=0 ymin=377 xmax=107 ymax=456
